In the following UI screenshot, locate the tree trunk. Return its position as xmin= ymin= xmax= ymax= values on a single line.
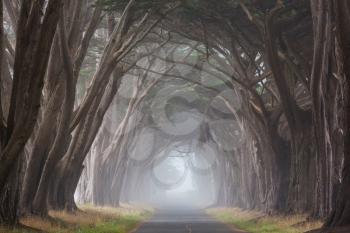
xmin=325 ymin=0 xmax=350 ymax=227
xmin=0 ymin=155 xmax=23 ymax=224
xmin=20 ymin=82 xmax=63 ymax=214
xmin=0 ymin=0 xmax=63 ymax=224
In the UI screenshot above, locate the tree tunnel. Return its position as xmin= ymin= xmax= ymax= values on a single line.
xmin=0 ymin=1 xmax=350 ymax=232
xmin=75 ymin=67 xmax=244 ymax=210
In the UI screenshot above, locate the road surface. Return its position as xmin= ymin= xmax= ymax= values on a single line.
xmin=134 ymin=208 xmax=247 ymax=233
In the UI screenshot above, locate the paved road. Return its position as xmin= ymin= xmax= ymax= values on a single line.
xmin=134 ymin=208 xmax=247 ymax=233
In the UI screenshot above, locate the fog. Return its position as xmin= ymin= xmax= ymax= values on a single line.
xmin=74 ymin=36 xmax=243 ymax=211
xmin=137 ymin=150 xmax=217 ymax=209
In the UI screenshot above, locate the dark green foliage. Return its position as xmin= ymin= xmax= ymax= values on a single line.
xmin=96 ymin=0 xmax=178 ymax=12
xmin=95 ymin=0 xmax=239 ymax=19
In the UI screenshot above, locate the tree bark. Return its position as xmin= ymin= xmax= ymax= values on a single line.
xmin=0 ymin=0 xmax=63 ymax=224
xmin=325 ymin=0 xmax=350 ymax=227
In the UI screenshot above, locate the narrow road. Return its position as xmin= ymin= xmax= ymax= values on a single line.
xmin=134 ymin=208 xmax=247 ymax=233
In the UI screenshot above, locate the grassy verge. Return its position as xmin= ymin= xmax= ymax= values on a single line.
xmin=207 ymin=208 xmax=323 ymax=233
xmin=0 ymin=204 xmax=152 ymax=233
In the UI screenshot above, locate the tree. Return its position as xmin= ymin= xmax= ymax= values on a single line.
xmin=325 ymin=0 xmax=350 ymax=228
xmin=0 ymin=0 xmax=63 ymax=223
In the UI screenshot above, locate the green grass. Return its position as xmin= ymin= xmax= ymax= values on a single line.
xmin=207 ymin=208 xmax=322 ymax=233
xmin=213 ymin=211 xmax=290 ymax=233
xmin=0 ymin=205 xmax=152 ymax=233
xmin=74 ymin=214 xmax=145 ymax=233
